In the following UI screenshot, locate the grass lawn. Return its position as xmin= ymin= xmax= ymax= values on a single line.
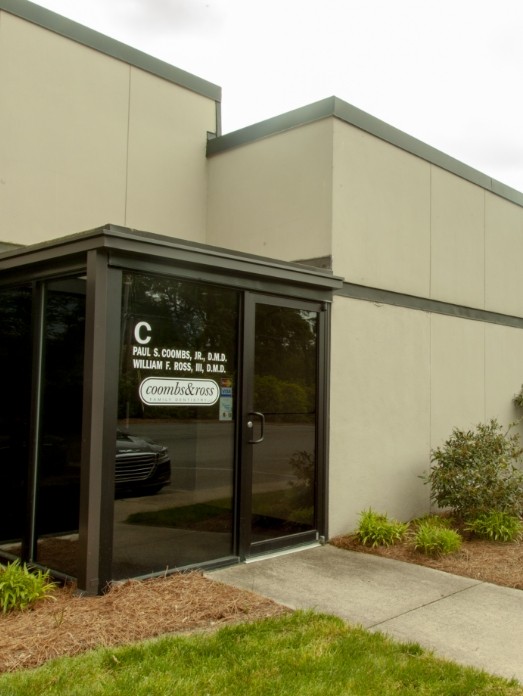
xmin=0 ymin=612 xmax=521 ymax=696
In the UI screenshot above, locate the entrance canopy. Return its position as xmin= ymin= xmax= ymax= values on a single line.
xmin=0 ymin=225 xmax=341 ymax=593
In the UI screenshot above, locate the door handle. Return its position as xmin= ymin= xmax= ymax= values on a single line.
xmin=247 ymin=411 xmax=265 ymax=444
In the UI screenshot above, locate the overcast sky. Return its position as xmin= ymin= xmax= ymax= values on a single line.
xmin=33 ymin=0 xmax=523 ymax=193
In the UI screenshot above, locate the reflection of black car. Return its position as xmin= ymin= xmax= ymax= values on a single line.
xmin=115 ymin=430 xmax=171 ymax=495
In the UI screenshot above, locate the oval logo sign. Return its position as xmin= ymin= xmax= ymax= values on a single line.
xmin=139 ymin=378 xmax=220 ymax=406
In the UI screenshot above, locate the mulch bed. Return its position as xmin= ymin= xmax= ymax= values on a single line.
xmin=331 ymin=534 xmax=523 ymax=589
xmin=0 ymin=572 xmax=290 ymax=674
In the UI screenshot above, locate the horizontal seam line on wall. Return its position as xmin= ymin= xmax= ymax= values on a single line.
xmin=335 ymin=282 xmax=523 ymax=329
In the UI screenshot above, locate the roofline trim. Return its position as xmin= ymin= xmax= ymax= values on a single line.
xmin=337 ymin=281 xmax=523 ymax=330
xmin=0 ymin=225 xmax=344 ymax=291
xmin=207 ymin=96 xmax=523 ymax=208
xmin=0 ymin=0 xmax=221 ymax=103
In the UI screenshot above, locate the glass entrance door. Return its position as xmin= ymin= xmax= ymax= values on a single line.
xmin=242 ymin=295 xmax=322 ymax=556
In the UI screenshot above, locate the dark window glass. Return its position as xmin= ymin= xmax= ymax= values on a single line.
xmin=35 ymin=278 xmax=85 ymax=576
xmin=0 ymin=286 xmax=32 ymax=554
xmin=113 ymin=273 xmax=239 ymax=578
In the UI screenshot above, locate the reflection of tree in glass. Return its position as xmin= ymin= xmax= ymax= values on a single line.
xmin=289 ymin=450 xmax=314 ymax=488
xmin=0 ymin=286 xmax=33 ymax=541
xmin=255 ymin=306 xmax=316 ymax=381
xmin=0 ymin=286 xmax=33 ymax=437
xmin=43 ymin=287 xmax=86 ymax=436
xmin=254 ymin=375 xmax=314 ymax=417
xmin=0 ymin=287 xmax=32 ymax=342
xmin=119 ymin=273 xmax=239 ymax=420
xmin=0 ymin=285 xmax=86 ymax=434
xmin=254 ymin=306 xmax=317 ymax=417
xmin=122 ymin=273 xmax=238 ymax=352
xmin=288 ymin=449 xmax=315 ymax=521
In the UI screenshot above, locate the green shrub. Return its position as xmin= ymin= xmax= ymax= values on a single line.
xmin=513 ymin=385 xmax=523 ymax=408
xmin=0 ymin=560 xmax=56 ymax=613
xmin=356 ymin=509 xmax=408 ymax=547
xmin=425 ymin=419 xmax=523 ymax=519
xmin=465 ymin=512 xmax=523 ymax=542
xmin=413 ymin=514 xmax=452 ymax=529
xmin=413 ymin=519 xmax=462 ymax=557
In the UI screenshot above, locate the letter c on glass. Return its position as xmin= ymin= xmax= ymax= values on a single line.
xmin=134 ymin=321 xmax=152 ymax=345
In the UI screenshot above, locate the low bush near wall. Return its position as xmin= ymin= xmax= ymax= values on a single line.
xmin=356 ymin=509 xmax=408 ymax=547
xmin=413 ymin=518 xmax=462 ymax=557
xmin=465 ymin=512 xmax=523 ymax=543
xmin=0 ymin=560 xmax=56 ymax=613
xmin=513 ymin=385 xmax=523 ymax=408
xmin=425 ymin=419 xmax=523 ymax=519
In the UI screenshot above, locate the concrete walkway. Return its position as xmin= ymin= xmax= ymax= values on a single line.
xmin=209 ymin=544 xmax=523 ymax=684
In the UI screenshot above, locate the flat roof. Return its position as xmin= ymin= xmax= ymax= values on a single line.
xmin=0 ymin=0 xmax=221 ymax=103
xmin=0 ymin=225 xmax=343 ymax=294
xmin=207 ymin=96 xmax=523 ymax=209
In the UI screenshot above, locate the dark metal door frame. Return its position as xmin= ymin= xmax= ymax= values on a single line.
xmin=238 ymin=292 xmax=328 ymax=560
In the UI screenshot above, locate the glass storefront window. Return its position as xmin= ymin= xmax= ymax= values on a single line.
xmin=35 ymin=279 xmax=86 ymax=577
xmin=0 ymin=286 xmax=33 ymax=556
xmin=0 ymin=279 xmax=85 ymax=577
xmin=113 ymin=273 xmax=239 ymax=578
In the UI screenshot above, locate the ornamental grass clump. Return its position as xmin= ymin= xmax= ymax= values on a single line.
xmin=413 ymin=518 xmax=462 ymax=557
xmin=356 ymin=509 xmax=408 ymax=548
xmin=0 ymin=560 xmax=56 ymax=613
xmin=465 ymin=511 xmax=523 ymax=543
xmin=425 ymin=419 xmax=523 ymax=520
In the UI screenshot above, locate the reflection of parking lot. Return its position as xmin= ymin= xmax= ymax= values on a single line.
xmin=113 ymin=466 xmax=235 ymax=577
xmin=113 ymin=482 xmax=234 ymax=523
xmin=122 ymin=421 xmax=234 ymax=491
xmin=112 ymin=420 xmax=315 ymax=578
xmin=119 ymin=421 xmax=314 ymax=491
xmin=252 ymin=423 xmax=315 ymax=477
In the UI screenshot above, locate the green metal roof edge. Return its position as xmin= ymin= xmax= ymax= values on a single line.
xmin=207 ymin=96 xmax=523 ymax=208
xmin=207 ymin=98 xmax=337 ymax=154
xmin=0 ymin=0 xmax=221 ymax=103
xmin=0 ymin=224 xmax=343 ymax=291
xmin=0 ymin=224 xmax=344 ymax=290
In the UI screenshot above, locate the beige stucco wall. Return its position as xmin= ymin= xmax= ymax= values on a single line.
xmin=329 ymin=296 xmax=523 ymax=536
xmin=329 ymin=297 xmax=431 ymax=536
xmin=0 ymin=11 xmax=215 ymax=246
xmin=331 ymin=118 xmax=523 ymax=318
xmin=331 ymin=120 xmax=432 ymax=296
xmin=206 ymin=120 xmax=333 ymax=262
xmin=429 ymin=313 xmax=486 ymax=448
xmin=327 ymin=118 xmax=523 ymax=535
xmin=125 ymin=68 xmax=214 ymax=238
xmin=430 ymin=169 xmax=485 ymax=308
xmin=485 ymin=322 xmax=523 ymax=428
xmin=485 ymin=192 xmax=523 ymax=316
